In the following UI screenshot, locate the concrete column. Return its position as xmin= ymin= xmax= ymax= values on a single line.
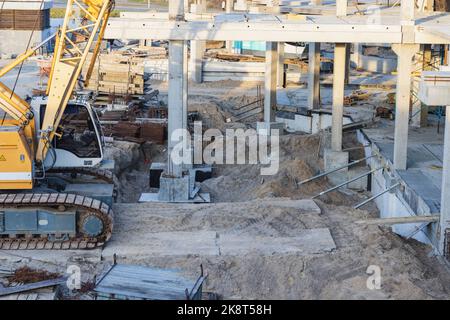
xmin=189 ymin=1 xmax=206 ymax=83
xmin=331 ymin=43 xmax=347 ymax=152
xmin=411 ymin=44 xmax=432 ymax=128
xmin=440 ymin=105 xmax=450 ymax=256
xmin=168 ymin=0 xmax=187 ymax=177
xmin=345 ymin=44 xmax=351 ymax=84
xmin=265 ymin=42 xmax=278 ymax=123
xmin=225 ymin=0 xmax=234 ymax=52
xmin=392 ymin=44 xmax=418 ymax=170
xmin=353 ymin=43 xmax=362 ymax=70
xmin=277 ymin=42 xmax=285 ymax=88
xmin=336 ymin=0 xmax=347 ymax=16
xmin=401 ymin=0 xmax=415 ymax=22
xmin=308 ymin=42 xmax=321 ymax=109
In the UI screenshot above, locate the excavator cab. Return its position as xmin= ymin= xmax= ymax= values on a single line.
xmin=30 ymin=97 xmax=104 ymax=169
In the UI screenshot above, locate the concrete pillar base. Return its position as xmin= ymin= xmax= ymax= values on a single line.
xmin=324 ymin=149 xmax=349 ymax=185
xmin=158 ymin=173 xmax=192 ymax=202
xmin=257 ymin=122 xmax=285 ymax=136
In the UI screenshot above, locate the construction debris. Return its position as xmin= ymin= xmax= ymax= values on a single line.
xmin=83 ymin=51 xmax=149 ymax=95
xmin=94 ymin=264 xmax=207 ymax=300
xmin=6 ymin=267 xmax=60 ymax=285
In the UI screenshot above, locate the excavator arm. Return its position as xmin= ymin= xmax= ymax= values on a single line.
xmin=36 ymin=0 xmax=114 ymax=163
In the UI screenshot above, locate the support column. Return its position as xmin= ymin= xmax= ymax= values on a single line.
xmin=167 ymin=0 xmax=187 ymax=178
xmin=392 ymin=44 xmax=418 ymax=170
xmin=401 ymin=0 xmax=415 ymax=22
xmin=440 ymin=105 xmax=450 ymax=257
xmin=189 ymin=1 xmax=206 ymax=83
xmin=411 ymin=44 xmax=432 ymax=127
xmin=307 ymin=42 xmax=321 ymax=109
xmin=257 ymin=42 xmax=285 ymax=134
xmin=324 ymin=43 xmax=349 ymax=185
xmin=353 ymin=43 xmax=362 ymax=70
xmin=277 ymin=42 xmax=285 ymax=88
xmin=225 ymin=0 xmax=233 ymax=52
xmin=331 ymin=43 xmax=347 ymax=152
xmin=264 ymin=42 xmax=278 ymax=123
xmin=345 ymin=44 xmax=351 ymax=84
xmin=336 ymin=0 xmax=347 ymax=16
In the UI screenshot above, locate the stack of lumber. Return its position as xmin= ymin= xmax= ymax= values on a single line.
xmin=82 ymin=52 xmax=147 ymax=95
xmin=0 ymin=9 xmax=50 ymax=30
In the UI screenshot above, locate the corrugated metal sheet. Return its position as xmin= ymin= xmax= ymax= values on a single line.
xmin=95 ymin=264 xmax=202 ymax=300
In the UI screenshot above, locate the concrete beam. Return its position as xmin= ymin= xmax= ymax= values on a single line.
xmin=392 ymin=43 xmax=419 ymax=170
xmin=105 ymin=19 xmax=410 ymax=44
xmin=332 ymin=43 xmax=347 ymax=152
xmin=307 ymin=42 xmax=321 ymax=109
xmin=265 ymin=42 xmax=278 ymax=123
xmin=440 ymin=105 xmax=450 ymax=256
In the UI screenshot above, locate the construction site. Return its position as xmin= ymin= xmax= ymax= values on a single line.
xmin=0 ymin=0 xmax=450 ymax=301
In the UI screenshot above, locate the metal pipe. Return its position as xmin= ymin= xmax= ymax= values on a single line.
xmin=298 ymin=155 xmax=376 ymax=186
xmin=353 ymin=182 xmax=400 ymax=209
xmin=312 ymin=166 xmax=384 ymax=199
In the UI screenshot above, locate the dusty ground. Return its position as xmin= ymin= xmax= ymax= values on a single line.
xmin=100 ymin=127 xmax=450 ymax=299
xmin=92 ymin=80 xmax=450 ymax=299
xmin=1 ymin=73 xmax=449 ymax=300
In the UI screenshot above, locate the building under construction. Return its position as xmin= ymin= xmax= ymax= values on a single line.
xmin=0 ymin=0 xmax=450 ymax=301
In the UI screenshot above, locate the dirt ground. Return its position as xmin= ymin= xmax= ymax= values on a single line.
xmin=91 ymin=84 xmax=450 ymax=300
xmin=1 ymin=79 xmax=449 ymax=300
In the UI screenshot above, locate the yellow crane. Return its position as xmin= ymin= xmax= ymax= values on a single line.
xmin=0 ymin=0 xmax=115 ymax=249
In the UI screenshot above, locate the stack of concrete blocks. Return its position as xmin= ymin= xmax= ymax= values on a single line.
xmin=0 ymin=0 xmax=53 ymax=57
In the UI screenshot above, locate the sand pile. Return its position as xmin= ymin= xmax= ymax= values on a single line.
xmin=201 ymin=133 xmax=353 ymax=205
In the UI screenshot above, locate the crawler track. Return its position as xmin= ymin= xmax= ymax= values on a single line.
xmin=0 ymin=193 xmax=113 ymax=250
xmin=47 ymin=167 xmax=115 ymax=184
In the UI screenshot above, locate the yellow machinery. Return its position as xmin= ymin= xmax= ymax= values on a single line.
xmin=0 ymin=0 xmax=115 ymax=249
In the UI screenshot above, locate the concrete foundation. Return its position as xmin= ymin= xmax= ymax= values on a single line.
xmin=324 ymin=149 xmax=349 ymax=185
xmin=257 ymin=121 xmax=285 ymax=135
xmin=158 ymin=174 xmax=191 ymax=202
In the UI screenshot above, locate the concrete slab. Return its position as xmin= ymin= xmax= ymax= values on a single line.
xmin=102 ymin=228 xmax=335 ymax=259
xmin=102 ymin=231 xmax=220 ymax=259
xmin=261 ymin=199 xmax=321 ymax=214
xmin=219 ymin=228 xmax=336 ymax=255
xmin=139 ymin=192 xmax=211 ymax=203
xmin=397 ymin=169 xmax=441 ymax=214
xmin=0 ymin=249 xmax=102 ymax=265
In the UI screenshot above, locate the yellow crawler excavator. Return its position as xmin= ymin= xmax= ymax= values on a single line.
xmin=0 ymin=0 xmax=115 ymax=249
